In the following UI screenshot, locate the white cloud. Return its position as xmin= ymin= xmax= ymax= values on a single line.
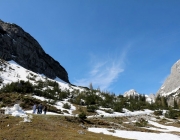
xmin=74 ymin=47 xmax=129 ymax=90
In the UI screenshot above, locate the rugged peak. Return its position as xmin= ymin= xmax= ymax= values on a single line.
xmin=124 ymin=89 xmax=155 ymax=103
xmin=123 ymin=89 xmax=139 ymax=97
xmin=0 ymin=19 xmax=69 ymax=83
xmin=171 ymin=60 xmax=180 ymax=74
xmin=156 ymin=59 xmax=180 ymax=96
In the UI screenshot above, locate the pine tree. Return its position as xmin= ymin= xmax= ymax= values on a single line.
xmin=89 ymin=83 xmax=93 ymax=90
xmin=174 ymin=98 xmax=178 ymax=109
xmin=161 ymin=96 xmax=168 ymax=109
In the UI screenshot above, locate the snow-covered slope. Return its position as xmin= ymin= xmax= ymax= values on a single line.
xmin=0 ymin=59 xmax=156 ymax=106
xmin=0 ymin=59 xmax=84 ymax=92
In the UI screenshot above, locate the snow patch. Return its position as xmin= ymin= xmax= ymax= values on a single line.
xmin=4 ymin=104 xmax=27 ymax=117
xmin=88 ymin=128 xmax=180 ymax=140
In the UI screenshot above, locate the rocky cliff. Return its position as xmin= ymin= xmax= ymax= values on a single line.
xmin=156 ymin=60 xmax=180 ymax=96
xmin=0 ymin=19 xmax=69 ymax=83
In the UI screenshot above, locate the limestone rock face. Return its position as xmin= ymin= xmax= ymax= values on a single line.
xmin=156 ymin=60 xmax=180 ymax=96
xmin=0 ymin=19 xmax=69 ymax=83
xmin=124 ymin=89 xmax=139 ymax=97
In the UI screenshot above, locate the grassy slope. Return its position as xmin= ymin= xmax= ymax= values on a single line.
xmin=0 ymin=115 xmax=129 ymax=140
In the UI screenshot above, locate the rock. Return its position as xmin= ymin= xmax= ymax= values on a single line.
xmin=123 ymin=89 xmax=139 ymax=97
xmin=0 ymin=19 xmax=69 ymax=83
xmin=77 ymin=130 xmax=85 ymax=135
xmin=156 ymin=60 xmax=180 ymax=96
xmin=148 ymin=94 xmax=155 ymax=100
xmin=166 ymin=96 xmax=174 ymax=107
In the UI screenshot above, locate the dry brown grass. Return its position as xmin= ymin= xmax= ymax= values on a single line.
xmin=0 ymin=114 xmax=129 ymax=140
xmin=72 ymin=104 xmax=96 ymax=116
xmin=158 ymin=119 xmax=180 ymax=127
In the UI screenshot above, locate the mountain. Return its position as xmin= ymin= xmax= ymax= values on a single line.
xmin=124 ymin=89 xmax=139 ymax=97
xmin=123 ymin=89 xmax=155 ymax=103
xmin=156 ymin=60 xmax=180 ymax=106
xmin=156 ymin=60 xmax=180 ymax=97
xmin=0 ymin=19 xmax=69 ymax=83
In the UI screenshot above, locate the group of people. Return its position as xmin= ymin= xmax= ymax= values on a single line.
xmin=32 ymin=103 xmax=47 ymax=115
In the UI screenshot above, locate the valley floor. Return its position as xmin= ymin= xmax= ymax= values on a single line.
xmin=1 ymin=111 xmax=180 ymax=140
xmin=0 ymin=114 xmax=127 ymax=140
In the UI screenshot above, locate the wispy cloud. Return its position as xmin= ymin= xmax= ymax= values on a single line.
xmin=74 ymin=47 xmax=129 ymax=90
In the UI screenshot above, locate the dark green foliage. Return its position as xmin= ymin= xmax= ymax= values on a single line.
xmin=0 ymin=92 xmax=59 ymax=112
xmin=113 ymin=102 xmax=123 ymax=112
xmin=100 ymin=92 xmax=116 ymax=108
xmin=36 ymin=79 xmax=44 ymax=89
xmin=69 ymin=90 xmax=101 ymax=106
xmin=0 ymin=80 xmax=34 ymax=94
xmin=0 ymin=103 xmax=5 ymax=108
xmin=165 ymin=109 xmax=180 ymax=119
xmin=47 ymin=80 xmax=59 ymax=87
xmin=33 ymin=79 xmax=70 ymax=101
xmin=69 ymin=92 xmax=86 ymax=105
xmin=20 ymin=102 xmax=26 ymax=109
xmin=87 ymin=105 xmax=98 ymax=112
xmin=70 ymin=90 xmax=159 ymax=113
xmin=63 ymin=103 xmax=71 ymax=109
xmin=78 ymin=112 xmax=87 ymax=120
xmin=174 ymin=99 xmax=178 ymax=109
xmin=154 ymin=110 xmax=163 ymax=116
xmin=2 ymin=97 xmax=12 ymax=104
xmin=1 ymin=77 xmax=180 ymax=117
xmin=155 ymin=95 xmax=168 ymax=110
xmin=57 ymin=91 xmax=70 ymax=101
xmin=85 ymin=92 xmax=100 ymax=105
xmin=104 ymin=109 xmax=113 ymax=114
xmin=119 ymin=95 xmax=151 ymax=111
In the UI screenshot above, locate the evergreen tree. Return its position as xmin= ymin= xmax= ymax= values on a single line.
xmin=161 ymin=96 xmax=168 ymax=109
xmin=89 ymin=83 xmax=93 ymax=90
xmin=174 ymin=98 xmax=178 ymax=109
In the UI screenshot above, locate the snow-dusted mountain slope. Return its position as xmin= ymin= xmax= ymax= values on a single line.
xmin=0 ymin=59 xmax=156 ymax=105
xmin=0 ymin=19 xmax=69 ymax=82
xmin=123 ymin=89 xmax=155 ymax=103
xmin=124 ymin=89 xmax=139 ymax=97
xmin=156 ymin=59 xmax=180 ymax=97
xmin=0 ymin=59 xmax=84 ymax=92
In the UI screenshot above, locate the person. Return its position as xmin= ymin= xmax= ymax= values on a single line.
xmin=37 ymin=104 xmax=40 ymax=114
xmin=38 ymin=103 xmax=43 ymax=114
xmin=43 ymin=105 xmax=47 ymax=115
xmin=32 ymin=104 xmax=36 ymax=114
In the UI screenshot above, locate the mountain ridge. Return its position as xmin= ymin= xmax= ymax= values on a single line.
xmin=156 ymin=60 xmax=180 ymax=96
xmin=0 ymin=19 xmax=69 ymax=83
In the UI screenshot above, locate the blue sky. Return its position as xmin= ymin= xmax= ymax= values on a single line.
xmin=0 ymin=0 xmax=180 ymax=95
